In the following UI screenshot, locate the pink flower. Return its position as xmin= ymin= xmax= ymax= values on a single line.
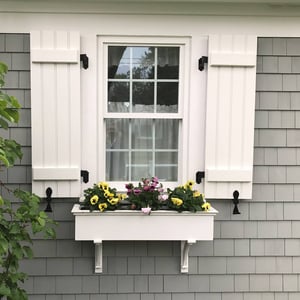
xmin=158 ymin=194 xmax=168 ymax=201
xmin=152 ymin=176 xmax=159 ymax=183
xmin=143 ymin=178 xmax=150 ymax=185
xmin=141 ymin=207 xmax=151 ymax=215
xmin=143 ymin=185 xmax=150 ymax=191
xmin=134 ymin=189 xmax=142 ymax=195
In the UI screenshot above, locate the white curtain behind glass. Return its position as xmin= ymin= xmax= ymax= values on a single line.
xmin=106 ymin=46 xmax=180 ymax=182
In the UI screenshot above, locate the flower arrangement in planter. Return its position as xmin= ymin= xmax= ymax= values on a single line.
xmin=167 ymin=180 xmax=211 ymax=212
xmin=81 ymin=181 xmax=125 ymax=212
xmin=125 ymin=176 xmax=167 ymax=214
xmin=74 ymin=176 xmax=216 ymax=274
xmin=80 ymin=176 xmax=210 ymax=214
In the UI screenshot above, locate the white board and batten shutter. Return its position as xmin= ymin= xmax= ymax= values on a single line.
xmin=31 ymin=31 xmax=81 ymax=198
xmin=204 ymin=35 xmax=257 ymax=199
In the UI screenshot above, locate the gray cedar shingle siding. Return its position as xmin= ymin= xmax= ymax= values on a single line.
xmin=1 ymin=34 xmax=300 ymax=298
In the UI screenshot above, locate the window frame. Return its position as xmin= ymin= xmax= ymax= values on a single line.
xmin=98 ymin=35 xmax=191 ymax=191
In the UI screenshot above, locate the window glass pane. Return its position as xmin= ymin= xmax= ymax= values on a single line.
xmin=106 ymin=152 xmax=128 ymax=181
xmin=105 ymin=43 xmax=181 ymax=183
xmin=108 ymin=82 xmax=130 ymax=112
xmin=157 ymin=47 xmax=179 ymax=79
xmin=131 ymin=119 xmax=153 ymax=149
xmin=155 ymin=166 xmax=178 ymax=181
xmin=155 ymin=151 xmax=178 ymax=181
xmin=155 ymin=120 xmax=179 ymax=149
xmin=157 ymin=82 xmax=178 ymax=113
xmin=132 ymin=82 xmax=154 ymax=112
xmin=131 ymin=151 xmax=153 ymax=180
xmin=132 ymin=47 xmax=154 ymax=79
xmin=106 ymin=119 xmax=129 ymax=149
xmin=108 ymin=46 xmax=130 ymax=79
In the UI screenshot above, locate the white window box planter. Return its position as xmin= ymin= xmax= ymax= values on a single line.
xmin=71 ymin=204 xmax=218 ymax=273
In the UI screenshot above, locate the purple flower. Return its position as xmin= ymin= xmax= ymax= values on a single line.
xmin=125 ymin=183 xmax=133 ymax=190
xmin=143 ymin=185 xmax=150 ymax=191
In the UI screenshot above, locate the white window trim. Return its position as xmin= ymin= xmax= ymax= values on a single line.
xmin=97 ymin=35 xmax=192 ymax=191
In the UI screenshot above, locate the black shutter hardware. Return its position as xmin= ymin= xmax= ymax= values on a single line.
xmin=81 ymin=170 xmax=89 ymax=183
xmin=198 ymin=56 xmax=208 ymax=71
xmin=80 ymin=54 xmax=89 ymax=69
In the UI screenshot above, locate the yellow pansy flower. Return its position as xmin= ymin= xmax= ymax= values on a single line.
xmin=99 ymin=203 xmax=108 ymax=212
xmin=118 ymin=193 xmax=127 ymax=200
xmin=171 ymin=197 xmax=183 ymax=206
xmin=90 ymin=195 xmax=99 ymax=205
xmin=185 ymin=180 xmax=195 ymax=190
xmin=98 ymin=182 xmax=109 ymax=190
xmin=104 ymin=190 xmax=112 ymax=198
xmin=108 ymin=198 xmax=119 ymax=205
xmin=193 ymin=191 xmax=201 ymax=197
xmin=202 ymin=202 xmax=211 ymax=211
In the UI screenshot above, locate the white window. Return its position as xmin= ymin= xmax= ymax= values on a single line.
xmin=30 ymin=31 xmax=257 ymax=199
xmin=98 ymin=36 xmax=191 ymax=190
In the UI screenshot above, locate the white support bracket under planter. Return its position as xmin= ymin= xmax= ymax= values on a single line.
xmin=181 ymin=239 xmax=196 ymax=273
xmin=72 ymin=204 xmax=218 ymax=273
xmin=94 ymin=240 xmax=103 ymax=273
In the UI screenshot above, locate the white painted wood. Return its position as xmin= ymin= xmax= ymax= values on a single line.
xmin=72 ymin=204 xmax=218 ymax=241
xmin=94 ymin=241 xmax=103 ymax=273
xmin=204 ymin=35 xmax=257 ymax=199
xmin=32 ymin=167 xmax=80 ymax=180
xmin=210 ymin=52 xmax=256 ymax=66
xmin=31 ymin=49 xmax=78 ymax=63
xmin=31 ymin=31 xmax=81 ymax=198
xmin=72 ymin=204 xmax=218 ymax=273
xmin=181 ymin=240 xmax=196 ymax=273
xmin=206 ymin=169 xmax=252 ymax=182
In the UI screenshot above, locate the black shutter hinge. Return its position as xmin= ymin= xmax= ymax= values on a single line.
xmin=198 ymin=56 xmax=208 ymax=71
xmin=195 ymin=171 xmax=205 ymax=184
xmin=80 ymin=54 xmax=89 ymax=69
xmin=81 ymin=170 xmax=89 ymax=183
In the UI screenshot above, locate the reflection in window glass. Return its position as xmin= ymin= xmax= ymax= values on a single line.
xmin=132 ymin=82 xmax=154 ymax=112
xmin=132 ymin=47 xmax=154 ymax=79
xmin=108 ymin=82 xmax=130 ymax=112
xmin=157 ymin=82 xmax=178 ymax=113
xmin=108 ymin=46 xmax=130 ymax=79
xmin=107 ymin=45 xmax=180 ymax=114
xmin=157 ymin=47 xmax=179 ymax=79
xmin=105 ymin=44 xmax=181 ymax=183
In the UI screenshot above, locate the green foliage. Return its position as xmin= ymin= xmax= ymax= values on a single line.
xmin=0 ymin=62 xmax=21 ymax=130
xmin=0 ymin=62 xmax=56 ymax=300
xmin=82 ymin=182 xmax=123 ymax=211
xmin=125 ymin=177 xmax=165 ymax=210
xmin=167 ymin=180 xmax=209 ymax=212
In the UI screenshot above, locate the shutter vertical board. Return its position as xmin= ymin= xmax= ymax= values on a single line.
xmin=31 ymin=31 xmax=81 ymax=198
xmin=204 ymin=35 xmax=257 ymax=199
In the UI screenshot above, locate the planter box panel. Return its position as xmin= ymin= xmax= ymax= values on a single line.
xmin=71 ymin=204 xmax=218 ymax=273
